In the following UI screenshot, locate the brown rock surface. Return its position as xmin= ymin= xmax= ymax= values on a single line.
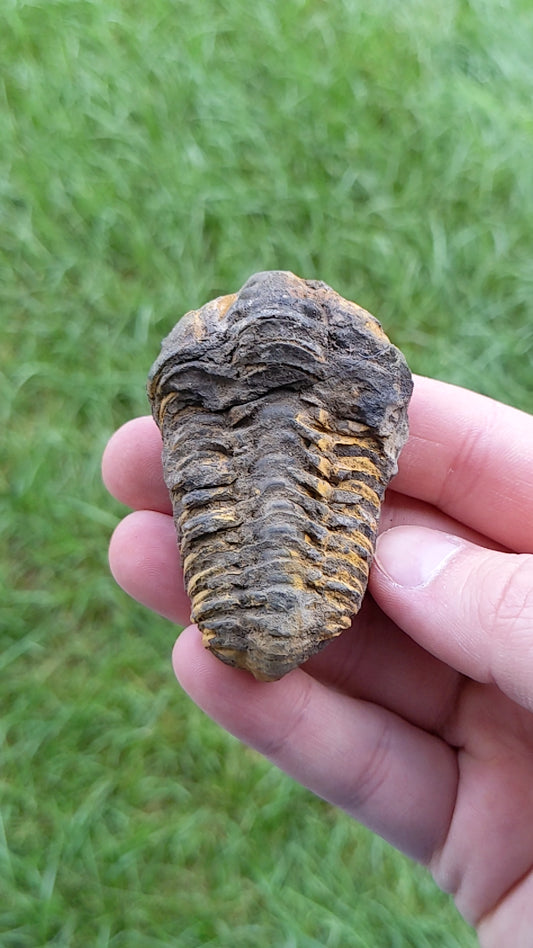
xmin=148 ymin=271 xmax=413 ymax=680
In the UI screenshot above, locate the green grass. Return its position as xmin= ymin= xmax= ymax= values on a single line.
xmin=2 ymin=0 xmax=532 ymax=944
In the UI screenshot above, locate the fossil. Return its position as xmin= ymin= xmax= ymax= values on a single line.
xmin=148 ymin=270 xmax=413 ymax=681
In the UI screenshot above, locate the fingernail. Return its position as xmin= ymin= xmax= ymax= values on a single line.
xmin=375 ymin=526 xmax=462 ymax=588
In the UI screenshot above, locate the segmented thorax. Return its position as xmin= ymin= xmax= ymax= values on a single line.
xmin=148 ymin=271 xmax=413 ymax=680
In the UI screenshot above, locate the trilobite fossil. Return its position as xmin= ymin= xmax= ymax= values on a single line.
xmin=148 ymin=270 xmax=413 ymax=681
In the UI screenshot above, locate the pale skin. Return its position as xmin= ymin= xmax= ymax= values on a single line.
xmin=102 ymin=376 xmax=533 ymax=945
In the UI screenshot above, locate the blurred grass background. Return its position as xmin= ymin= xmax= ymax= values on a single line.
xmin=2 ymin=0 xmax=532 ymax=944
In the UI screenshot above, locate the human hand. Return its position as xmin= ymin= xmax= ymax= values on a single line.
xmin=102 ymin=376 xmax=533 ymax=946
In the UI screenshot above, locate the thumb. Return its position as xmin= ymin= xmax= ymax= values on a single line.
xmin=369 ymin=526 xmax=533 ymax=711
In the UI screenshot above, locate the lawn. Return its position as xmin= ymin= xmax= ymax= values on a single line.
xmin=1 ymin=0 xmax=532 ymax=945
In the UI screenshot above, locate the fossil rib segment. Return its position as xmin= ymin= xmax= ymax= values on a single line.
xmin=148 ymin=270 xmax=413 ymax=681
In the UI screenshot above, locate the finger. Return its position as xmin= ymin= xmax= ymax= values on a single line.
xmin=102 ymin=416 xmax=171 ymax=514
xmin=394 ymin=376 xmax=533 ymax=553
xmin=380 ymin=491 xmax=507 ymax=552
xmin=173 ymin=624 xmax=458 ymax=864
xmin=370 ymin=525 xmax=533 ymax=713
xmin=108 ymin=510 xmax=190 ymax=625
